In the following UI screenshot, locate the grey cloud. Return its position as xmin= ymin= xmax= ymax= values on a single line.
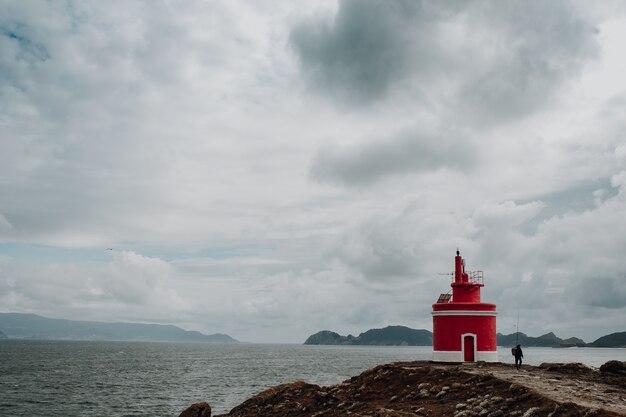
xmin=569 ymin=276 xmax=626 ymax=309
xmin=290 ymin=0 xmax=448 ymax=103
xmin=326 ymin=200 xmax=467 ymax=285
xmin=0 ymin=1 xmax=273 ymax=247
xmin=309 ymin=129 xmax=475 ymax=186
xmin=473 ymin=200 xmax=546 ymax=229
xmin=488 ymin=179 xmax=626 ymax=329
xmin=0 ymin=214 xmax=13 ymax=231
xmin=331 ymin=225 xmax=417 ymax=282
xmin=291 ymin=0 xmax=599 ymax=120
xmin=516 ymin=179 xmax=615 ymax=235
xmin=457 ymin=1 xmax=599 ymax=123
xmin=1 ymin=23 xmax=49 ymax=63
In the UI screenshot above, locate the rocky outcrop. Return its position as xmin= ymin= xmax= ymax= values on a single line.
xmin=538 ymin=362 xmax=594 ymax=374
xmin=182 ymin=361 xmax=626 ymax=417
xmin=178 ymin=401 xmax=211 ymax=417
xmin=600 ymin=360 xmax=626 ymax=375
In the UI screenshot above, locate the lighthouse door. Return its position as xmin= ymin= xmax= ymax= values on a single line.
xmin=463 ymin=335 xmax=475 ymax=362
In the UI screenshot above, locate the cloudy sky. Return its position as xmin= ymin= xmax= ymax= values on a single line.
xmin=1 ymin=0 xmax=625 ymax=343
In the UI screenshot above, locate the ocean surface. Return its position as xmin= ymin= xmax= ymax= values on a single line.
xmin=1 ymin=341 xmax=625 ymax=417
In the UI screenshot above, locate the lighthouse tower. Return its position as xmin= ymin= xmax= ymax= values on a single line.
xmin=432 ymin=250 xmax=497 ymax=362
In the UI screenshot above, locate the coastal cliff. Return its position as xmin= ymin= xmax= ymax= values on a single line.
xmin=180 ymin=360 xmax=626 ymax=417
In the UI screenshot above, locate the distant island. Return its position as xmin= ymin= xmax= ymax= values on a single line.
xmin=496 ymin=331 xmax=586 ymax=347
xmin=304 ymin=326 xmax=433 ymax=346
xmin=0 ymin=313 xmax=238 ymax=343
xmin=304 ymin=326 xmax=626 ymax=348
xmin=590 ymin=332 xmax=626 ymax=348
xmin=498 ymin=331 xmax=626 ymax=348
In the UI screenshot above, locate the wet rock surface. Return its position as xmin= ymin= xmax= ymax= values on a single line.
xmin=178 ymin=401 xmax=211 ymax=417
xmin=189 ymin=361 xmax=626 ymax=417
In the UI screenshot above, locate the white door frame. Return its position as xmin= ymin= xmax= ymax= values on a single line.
xmin=461 ymin=333 xmax=477 ymax=362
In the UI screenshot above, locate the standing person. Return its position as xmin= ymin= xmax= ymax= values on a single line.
xmin=514 ymin=344 xmax=523 ymax=370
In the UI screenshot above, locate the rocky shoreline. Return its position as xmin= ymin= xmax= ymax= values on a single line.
xmin=179 ymin=360 xmax=626 ymax=417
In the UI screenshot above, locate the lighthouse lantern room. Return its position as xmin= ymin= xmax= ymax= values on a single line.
xmin=432 ymin=250 xmax=497 ymax=362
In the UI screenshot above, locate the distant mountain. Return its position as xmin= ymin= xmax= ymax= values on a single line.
xmin=0 ymin=313 xmax=238 ymax=343
xmin=497 ymin=332 xmax=586 ymax=347
xmin=304 ymin=326 xmax=432 ymax=346
xmin=0 ymin=330 xmax=7 ymax=339
xmin=306 ymin=327 xmax=624 ymax=348
xmin=589 ymin=332 xmax=626 ymax=348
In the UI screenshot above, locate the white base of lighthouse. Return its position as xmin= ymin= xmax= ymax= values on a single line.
xmin=432 ymin=350 xmax=499 ymax=362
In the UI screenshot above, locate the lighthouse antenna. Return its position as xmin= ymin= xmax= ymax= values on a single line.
xmin=515 ymin=304 xmax=520 ymax=345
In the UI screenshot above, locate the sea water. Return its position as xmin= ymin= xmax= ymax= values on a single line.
xmin=1 ymin=341 xmax=625 ymax=417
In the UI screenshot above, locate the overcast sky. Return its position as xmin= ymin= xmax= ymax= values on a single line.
xmin=1 ymin=0 xmax=625 ymax=343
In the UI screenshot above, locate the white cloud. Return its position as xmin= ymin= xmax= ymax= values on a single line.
xmin=0 ymin=251 xmax=183 ymax=322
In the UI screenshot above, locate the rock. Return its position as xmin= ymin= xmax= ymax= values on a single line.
xmin=178 ymin=402 xmax=211 ymax=417
xmin=538 ymin=362 xmax=593 ymax=374
xmin=508 ymin=383 xmax=525 ymax=394
xmin=521 ymin=407 xmax=539 ymax=417
xmin=599 ymin=360 xmax=626 ymax=375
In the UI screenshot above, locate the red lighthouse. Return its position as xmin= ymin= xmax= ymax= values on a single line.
xmin=432 ymin=250 xmax=497 ymax=362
